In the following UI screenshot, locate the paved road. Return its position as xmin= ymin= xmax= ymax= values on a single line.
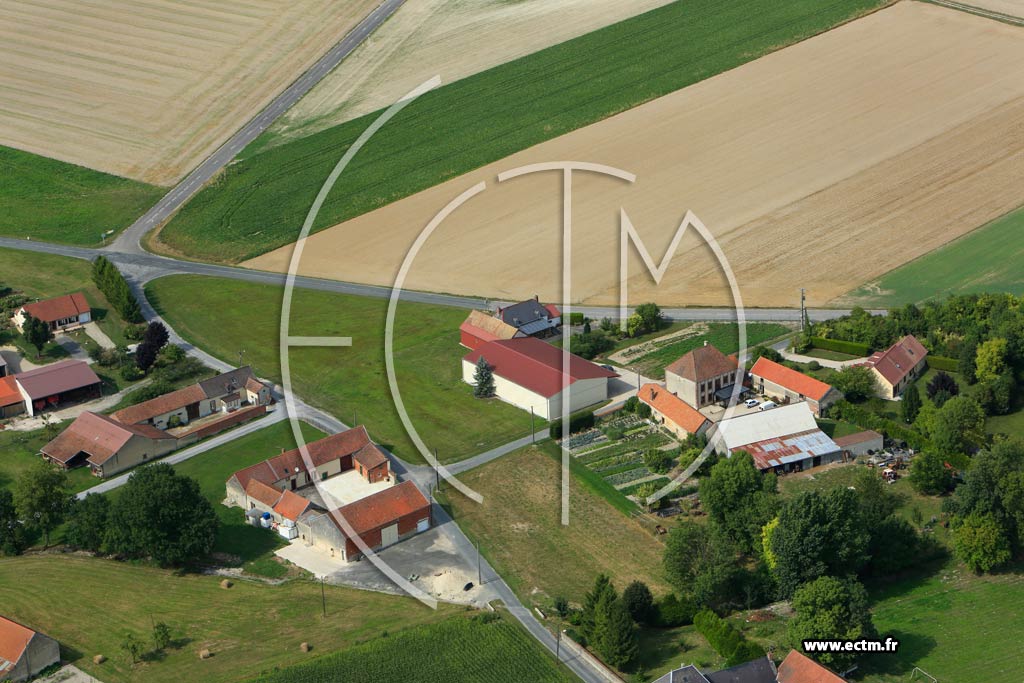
xmin=107 ymin=0 xmax=408 ymax=254
xmin=928 ymin=0 xmax=1024 ymax=25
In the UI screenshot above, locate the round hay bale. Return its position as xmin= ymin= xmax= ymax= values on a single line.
xmin=93 ymin=654 xmax=106 ymax=664
xmin=220 ymin=579 xmax=233 ymax=589
xmin=199 ymin=648 xmax=212 ymax=660
xmin=300 ymin=642 xmax=311 ymax=653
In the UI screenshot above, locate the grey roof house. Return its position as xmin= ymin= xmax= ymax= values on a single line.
xmin=495 ymin=296 xmax=561 ymax=337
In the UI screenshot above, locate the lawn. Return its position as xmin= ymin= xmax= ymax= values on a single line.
xmin=246 ymin=612 xmax=574 ymax=683
xmin=803 ymin=348 xmax=859 ymax=362
xmin=0 ymin=426 xmax=96 ymax=495
xmin=145 ymin=275 xmax=536 ymax=464
xmin=157 ymin=0 xmax=888 ymax=262
xmin=442 ymin=441 xmax=670 ymax=610
xmin=0 ymin=146 xmax=163 ymax=245
xmin=0 ymin=247 xmax=133 ymax=348
xmin=624 ymin=323 xmax=790 ymax=379
xmin=839 ymin=205 xmax=1024 ymax=307
xmin=816 ymin=418 xmax=863 ymax=439
xmin=168 ymin=419 xmax=326 ymax=572
xmin=0 ymin=554 xmax=457 ymax=683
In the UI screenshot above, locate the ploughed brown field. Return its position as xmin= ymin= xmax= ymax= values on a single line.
xmin=0 ymin=0 xmax=378 ymax=184
xmin=246 ymin=2 xmax=1024 ymax=308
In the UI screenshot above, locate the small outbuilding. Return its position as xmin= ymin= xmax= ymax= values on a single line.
xmin=834 ymin=429 xmax=884 ymax=457
xmin=14 ymin=360 xmax=102 ymax=416
xmin=0 ymin=615 xmax=61 ymax=682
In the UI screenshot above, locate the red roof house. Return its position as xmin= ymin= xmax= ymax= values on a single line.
xmin=749 ymin=357 xmax=842 ymax=416
xmin=0 ymin=615 xmax=60 ymax=682
xmin=638 ymin=383 xmax=710 ymax=438
xmin=857 ymin=335 xmax=928 ymax=399
xmin=40 ymin=411 xmax=176 ymax=476
xmin=665 ymin=343 xmax=744 ymax=408
xmin=462 ymin=337 xmax=618 ymax=419
xmin=331 ymin=480 xmax=432 ymax=559
xmin=459 ymin=310 xmax=523 ymax=350
xmin=777 ymin=651 xmax=846 ymax=683
xmin=14 ymin=292 xmax=91 ymax=332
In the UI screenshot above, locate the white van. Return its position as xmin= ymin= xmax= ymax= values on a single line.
xmin=758 ymin=401 xmax=777 ymax=411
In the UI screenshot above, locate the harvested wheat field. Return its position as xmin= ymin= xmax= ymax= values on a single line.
xmin=247 ymin=2 xmax=1024 ymax=308
xmin=963 ymin=0 xmax=1024 ymax=18
xmin=0 ymin=0 xmax=378 ymax=185
xmin=261 ymin=0 xmax=675 ymax=147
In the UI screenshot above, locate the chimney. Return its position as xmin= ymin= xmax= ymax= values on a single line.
xmin=703 ymin=340 xmax=708 ymax=346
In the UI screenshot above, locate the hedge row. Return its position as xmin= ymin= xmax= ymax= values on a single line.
xmin=829 ymin=400 xmax=929 ymax=450
xmin=693 ymin=609 xmax=765 ymax=667
xmin=549 ymin=410 xmax=596 ymax=440
xmin=928 ymin=355 xmax=958 ymax=372
xmin=808 ymin=336 xmax=871 ymax=356
xmin=91 ymin=255 xmax=143 ymax=323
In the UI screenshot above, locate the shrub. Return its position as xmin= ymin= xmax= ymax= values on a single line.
xmin=693 ymin=609 xmax=764 ymax=667
xmin=123 ymin=323 xmax=147 ymax=341
xmin=643 ymin=449 xmax=673 ymax=474
xmin=550 ymin=411 xmax=595 ymax=439
xmin=654 ymin=594 xmax=695 ymax=628
xmin=568 ymin=312 xmax=585 ymax=326
xmin=809 ymin=336 xmax=870 ymax=356
xmin=928 ymin=355 xmax=958 ymax=372
xmin=120 ymin=365 xmax=144 ymax=381
xmin=807 ymin=360 xmax=821 ymax=371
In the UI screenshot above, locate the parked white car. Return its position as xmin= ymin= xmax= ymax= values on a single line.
xmin=758 ymin=401 xmax=777 ymax=411
xmin=744 ymin=399 xmax=760 ymax=408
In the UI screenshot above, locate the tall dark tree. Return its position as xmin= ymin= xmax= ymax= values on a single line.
xmin=65 ymin=494 xmax=112 ymax=552
xmin=135 ymin=341 xmax=159 ymax=373
xmin=958 ymin=336 xmax=978 ymax=385
xmin=13 ymin=460 xmax=72 ymax=547
xmin=143 ymin=321 xmax=170 ymax=349
xmin=105 ymin=464 xmax=218 ymax=566
xmin=909 ymin=451 xmax=953 ymax=496
xmin=21 ymin=313 xmax=53 ymax=358
xmin=0 ymin=490 xmax=27 ymax=556
xmin=621 ymin=581 xmax=654 ymax=625
xmin=472 ymin=356 xmax=495 ymax=398
xmin=926 ymin=371 xmax=959 ymax=401
xmin=901 ymin=383 xmax=921 ymax=424
xmin=580 ymin=574 xmax=616 ymax=642
xmin=593 ymin=594 xmax=639 ymax=669
xmin=663 ymin=521 xmax=741 ymax=610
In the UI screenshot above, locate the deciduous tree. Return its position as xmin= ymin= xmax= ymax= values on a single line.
xmin=788 ymin=576 xmax=875 ymax=670
xmin=21 ymin=313 xmax=53 ymax=358
xmin=13 ymin=461 xmax=71 ymax=547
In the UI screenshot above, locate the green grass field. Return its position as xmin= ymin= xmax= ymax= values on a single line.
xmin=157 ymin=0 xmax=888 ymax=262
xmin=625 ymin=322 xmax=790 ymax=379
xmin=247 ymin=613 xmax=574 ymax=683
xmin=167 ymin=419 xmax=326 ymax=572
xmin=0 ymin=146 xmax=163 ymax=246
xmin=839 ymin=205 xmax=1024 ymax=307
xmin=0 ymin=427 xmax=96 ymax=496
xmin=0 ymin=555 xmax=456 ymax=683
xmin=145 ymin=275 xmax=536 ymax=464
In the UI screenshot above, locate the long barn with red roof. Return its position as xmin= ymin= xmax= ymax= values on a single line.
xmin=750 ymin=357 xmax=843 ymax=416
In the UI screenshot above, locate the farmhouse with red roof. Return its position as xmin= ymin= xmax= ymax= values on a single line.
xmin=857 ymin=335 xmax=928 ymax=399
xmin=462 ymin=337 xmax=617 ymax=420
xmin=638 ymin=383 xmax=710 ymax=439
xmin=0 ymin=615 xmax=60 ymax=682
xmin=225 ymin=426 xmax=430 ymax=562
xmin=12 ymin=292 xmax=91 ymax=332
xmin=665 ymin=342 xmax=744 ymax=408
xmin=459 ymin=309 xmax=524 ymax=350
xmin=750 ymin=357 xmax=843 ymax=416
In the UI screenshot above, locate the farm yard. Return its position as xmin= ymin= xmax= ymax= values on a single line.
xmin=156 ymin=0 xmax=888 ymax=263
xmin=239 ymin=2 xmax=1024 ymax=309
xmin=0 ymin=555 xmax=457 ymax=683
xmin=255 ymin=0 xmax=675 ymax=149
xmin=145 ymin=275 xmax=536 ymax=465
xmin=245 ymin=613 xmax=574 ymax=683
xmin=836 ymin=205 xmax=1024 ymax=307
xmin=0 ymin=0 xmax=378 ymax=185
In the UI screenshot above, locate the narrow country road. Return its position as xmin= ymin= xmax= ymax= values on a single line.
xmin=107 ymin=0 xmax=409 ymax=254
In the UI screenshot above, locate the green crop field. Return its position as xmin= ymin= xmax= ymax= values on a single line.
xmin=838 ymin=206 xmax=1024 ymax=307
xmin=626 ymin=322 xmax=790 ymax=379
xmin=145 ymin=275 xmax=537 ymax=465
xmin=0 ymin=146 xmax=162 ymax=246
xmin=0 ymin=555 xmax=455 ymax=683
xmin=157 ymin=0 xmax=888 ymax=263
xmin=247 ymin=613 xmax=573 ymax=683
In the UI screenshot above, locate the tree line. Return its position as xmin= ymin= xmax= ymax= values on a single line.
xmin=92 ymin=255 xmax=143 ymax=323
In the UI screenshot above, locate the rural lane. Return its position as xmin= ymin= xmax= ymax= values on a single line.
xmin=107 ymin=0 xmax=409 ymax=255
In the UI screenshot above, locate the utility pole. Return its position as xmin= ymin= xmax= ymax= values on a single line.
xmin=800 ymin=288 xmax=807 ymax=334
xmin=320 ymin=577 xmax=327 ymax=617
xmin=238 ymin=348 xmax=246 ymax=367
xmin=530 ymin=406 xmax=535 ymax=442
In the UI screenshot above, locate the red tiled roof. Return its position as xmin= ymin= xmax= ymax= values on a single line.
xmin=860 ymin=335 xmax=928 ymax=386
xmin=0 ymin=376 xmax=22 ymax=407
xmin=332 ymin=480 xmax=430 ymax=536
xmin=777 ymin=650 xmax=846 ymax=683
xmin=230 ymin=426 xmax=373 ymax=489
xmin=459 ymin=310 xmax=520 ymax=344
xmin=751 ymin=357 xmax=835 ymax=402
xmin=273 ymin=490 xmax=311 ymax=521
xmin=353 ymin=443 xmax=388 ymax=471
xmin=0 ymin=615 xmax=36 ymax=676
xmin=21 ymin=292 xmax=90 ymax=324
xmin=14 ymin=360 xmax=101 ymax=400
xmin=111 ymin=384 xmax=207 ymax=425
xmin=245 ymin=479 xmax=284 ymax=508
xmin=666 ymin=345 xmax=737 ymax=383
xmin=245 ymin=377 xmax=265 ymax=394
xmin=41 ymin=412 xmax=173 ymax=466
xmin=463 ymin=338 xmax=617 ymax=398
xmin=638 ymin=383 xmax=708 ymax=434
xmin=544 ymin=303 xmax=561 ymax=318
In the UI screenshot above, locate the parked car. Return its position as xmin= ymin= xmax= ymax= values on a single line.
xmin=759 ymin=401 xmax=777 ymax=411
xmin=744 ymin=398 xmax=760 ymax=408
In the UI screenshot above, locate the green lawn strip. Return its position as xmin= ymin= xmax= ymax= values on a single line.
xmin=145 ymin=275 xmax=536 ymax=465
xmin=815 ymin=418 xmax=862 ymax=439
xmin=0 ymin=247 xmax=132 ymax=348
xmin=0 ymin=554 xmax=456 ymax=683
xmin=246 ymin=613 xmax=574 ymax=683
xmin=0 ymin=427 xmax=95 ymax=496
xmin=628 ymin=323 xmax=790 ymax=379
xmin=0 ymin=146 xmax=163 ymax=246
xmin=159 ymin=0 xmax=888 ymax=262
xmin=839 ymin=205 xmax=1024 ymax=307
